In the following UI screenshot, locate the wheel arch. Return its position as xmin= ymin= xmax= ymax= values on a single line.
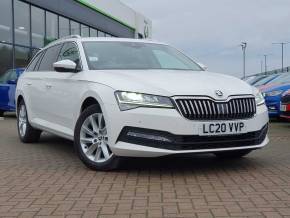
xmin=80 ymin=97 xmax=102 ymax=114
xmin=16 ymin=95 xmax=24 ymax=115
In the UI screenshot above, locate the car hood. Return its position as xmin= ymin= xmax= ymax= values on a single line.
xmin=84 ymin=70 xmax=253 ymax=99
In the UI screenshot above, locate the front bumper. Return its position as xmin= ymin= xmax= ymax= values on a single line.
xmin=103 ymin=102 xmax=269 ymax=157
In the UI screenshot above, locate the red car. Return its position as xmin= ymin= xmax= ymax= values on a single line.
xmin=280 ymin=89 xmax=290 ymax=120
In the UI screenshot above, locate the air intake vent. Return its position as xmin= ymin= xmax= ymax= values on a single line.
xmin=175 ymin=97 xmax=256 ymax=120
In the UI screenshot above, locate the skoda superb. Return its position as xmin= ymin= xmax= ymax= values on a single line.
xmin=16 ymin=36 xmax=269 ymax=170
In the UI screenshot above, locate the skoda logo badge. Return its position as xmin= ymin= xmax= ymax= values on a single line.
xmin=215 ymin=90 xmax=223 ymax=97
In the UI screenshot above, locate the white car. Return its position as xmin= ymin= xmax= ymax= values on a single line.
xmin=16 ymin=36 xmax=269 ymax=170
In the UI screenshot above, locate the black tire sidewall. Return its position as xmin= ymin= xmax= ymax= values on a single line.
xmin=74 ymin=104 xmax=120 ymax=171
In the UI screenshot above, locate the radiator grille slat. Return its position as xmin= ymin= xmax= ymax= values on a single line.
xmin=175 ymin=97 xmax=256 ymax=120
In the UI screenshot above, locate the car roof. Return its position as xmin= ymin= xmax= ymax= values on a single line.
xmin=43 ymin=36 xmax=168 ymax=50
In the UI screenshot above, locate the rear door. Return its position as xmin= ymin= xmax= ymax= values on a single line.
xmin=22 ymin=51 xmax=45 ymax=121
xmin=32 ymin=44 xmax=63 ymax=125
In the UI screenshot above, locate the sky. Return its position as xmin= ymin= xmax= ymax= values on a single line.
xmin=121 ymin=0 xmax=290 ymax=78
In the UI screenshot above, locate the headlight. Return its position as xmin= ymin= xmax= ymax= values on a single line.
xmin=115 ymin=91 xmax=174 ymax=111
xmin=265 ymin=90 xmax=283 ymax=97
xmin=255 ymin=91 xmax=265 ymax=106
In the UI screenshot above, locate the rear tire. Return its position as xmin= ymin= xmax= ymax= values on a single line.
xmin=17 ymin=100 xmax=41 ymax=143
xmin=214 ymin=150 xmax=252 ymax=159
xmin=74 ymin=104 xmax=121 ymax=171
xmin=0 ymin=110 xmax=4 ymax=117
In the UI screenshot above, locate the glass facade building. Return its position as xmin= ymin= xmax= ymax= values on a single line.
xmin=0 ymin=0 xmax=136 ymax=77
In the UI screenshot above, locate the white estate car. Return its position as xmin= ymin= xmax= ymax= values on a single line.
xmin=16 ymin=36 xmax=269 ymax=170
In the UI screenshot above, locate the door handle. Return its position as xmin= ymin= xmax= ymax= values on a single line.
xmin=25 ymin=83 xmax=32 ymax=86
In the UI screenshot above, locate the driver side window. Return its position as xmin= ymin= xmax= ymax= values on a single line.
xmin=58 ymin=42 xmax=81 ymax=70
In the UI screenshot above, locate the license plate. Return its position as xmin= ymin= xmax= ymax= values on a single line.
xmin=280 ymin=105 xmax=287 ymax=112
xmin=199 ymin=122 xmax=247 ymax=136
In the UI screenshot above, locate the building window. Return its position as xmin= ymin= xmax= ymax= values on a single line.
xmin=0 ymin=0 xmax=12 ymax=43
xmin=81 ymin=24 xmax=89 ymax=37
xmin=70 ymin=20 xmax=80 ymax=35
xmin=0 ymin=43 xmax=12 ymax=77
xmin=98 ymin=31 xmax=105 ymax=37
xmin=45 ymin=11 xmax=58 ymax=45
xmin=59 ymin=16 xmax=70 ymax=38
xmin=14 ymin=0 xmax=30 ymax=46
xmin=14 ymin=46 xmax=31 ymax=69
xmin=31 ymin=6 xmax=45 ymax=48
xmin=90 ymin=28 xmax=98 ymax=37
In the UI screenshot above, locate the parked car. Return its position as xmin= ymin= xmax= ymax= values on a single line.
xmin=243 ymin=75 xmax=257 ymax=83
xmin=15 ymin=36 xmax=269 ymax=170
xmin=0 ymin=68 xmax=25 ymax=116
xmin=259 ymin=73 xmax=290 ymax=90
xmin=261 ymin=83 xmax=290 ymax=118
xmin=253 ymin=74 xmax=281 ymax=88
xmin=244 ymin=75 xmax=268 ymax=85
xmin=280 ymin=89 xmax=290 ymax=120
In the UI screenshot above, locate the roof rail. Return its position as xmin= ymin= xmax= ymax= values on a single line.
xmin=59 ymin=35 xmax=81 ymax=40
xmin=45 ymin=35 xmax=81 ymax=46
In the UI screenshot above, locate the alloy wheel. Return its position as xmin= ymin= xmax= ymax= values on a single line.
xmin=80 ymin=113 xmax=113 ymax=163
xmin=18 ymin=104 xmax=27 ymax=137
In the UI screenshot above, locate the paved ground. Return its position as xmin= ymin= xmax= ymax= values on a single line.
xmin=0 ymin=115 xmax=290 ymax=218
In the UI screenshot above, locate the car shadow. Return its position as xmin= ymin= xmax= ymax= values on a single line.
xmin=4 ymin=116 xmax=267 ymax=173
xmin=37 ymin=133 xmax=265 ymax=173
xmin=118 ymin=154 xmax=264 ymax=172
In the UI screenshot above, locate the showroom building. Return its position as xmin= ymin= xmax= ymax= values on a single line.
xmin=0 ymin=0 xmax=152 ymax=76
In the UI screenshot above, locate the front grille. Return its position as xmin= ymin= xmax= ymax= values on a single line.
xmin=175 ymin=97 xmax=256 ymax=120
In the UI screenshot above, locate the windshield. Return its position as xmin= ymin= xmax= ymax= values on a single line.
xmin=82 ymin=41 xmax=202 ymax=71
xmin=254 ymin=74 xmax=279 ymax=86
xmin=268 ymin=73 xmax=290 ymax=85
xmin=250 ymin=75 xmax=267 ymax=85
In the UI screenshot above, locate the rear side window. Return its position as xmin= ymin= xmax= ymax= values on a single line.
xmin=38 ymin=44 xmax=62 ymax=71
xmin=26 ymin=52 xmax=42 ymax=71
xmin=58 ymin=42 xmax=81 ymax=67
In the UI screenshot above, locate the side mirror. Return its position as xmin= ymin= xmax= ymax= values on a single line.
xmin=7 ymin=80 xmax=17 ymax=85
xmin=197 ymin=62 xmax=208 ymax=71
xmin=53 ymin=60 xmax=77 ymax=72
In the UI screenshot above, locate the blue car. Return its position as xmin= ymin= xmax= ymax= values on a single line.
xmin=0 ymin=68 xmax=25 ymax=116
xmin=261 ymin=82 xmax=290 ymax=118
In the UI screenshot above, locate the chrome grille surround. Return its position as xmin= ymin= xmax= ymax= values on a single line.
xmin=173 ymin=95 xmax=256 ymax=120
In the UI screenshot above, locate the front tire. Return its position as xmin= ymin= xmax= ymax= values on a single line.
xmin=17 ymin=100 xmax=42 ymax=143
xmin=74 ymin=104 xmax=121 ymax=171
xmin=0 ymin=110 xmax=4 ymax=117
xmin=214 ymin=149 xmax=252 ymax=159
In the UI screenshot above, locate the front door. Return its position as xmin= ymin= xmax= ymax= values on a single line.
xmin=43 ymin=42 xmax=82 ymax=136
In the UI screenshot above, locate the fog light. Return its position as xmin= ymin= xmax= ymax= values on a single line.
xmin=127 ymin=131 xmax=172 ymax=142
